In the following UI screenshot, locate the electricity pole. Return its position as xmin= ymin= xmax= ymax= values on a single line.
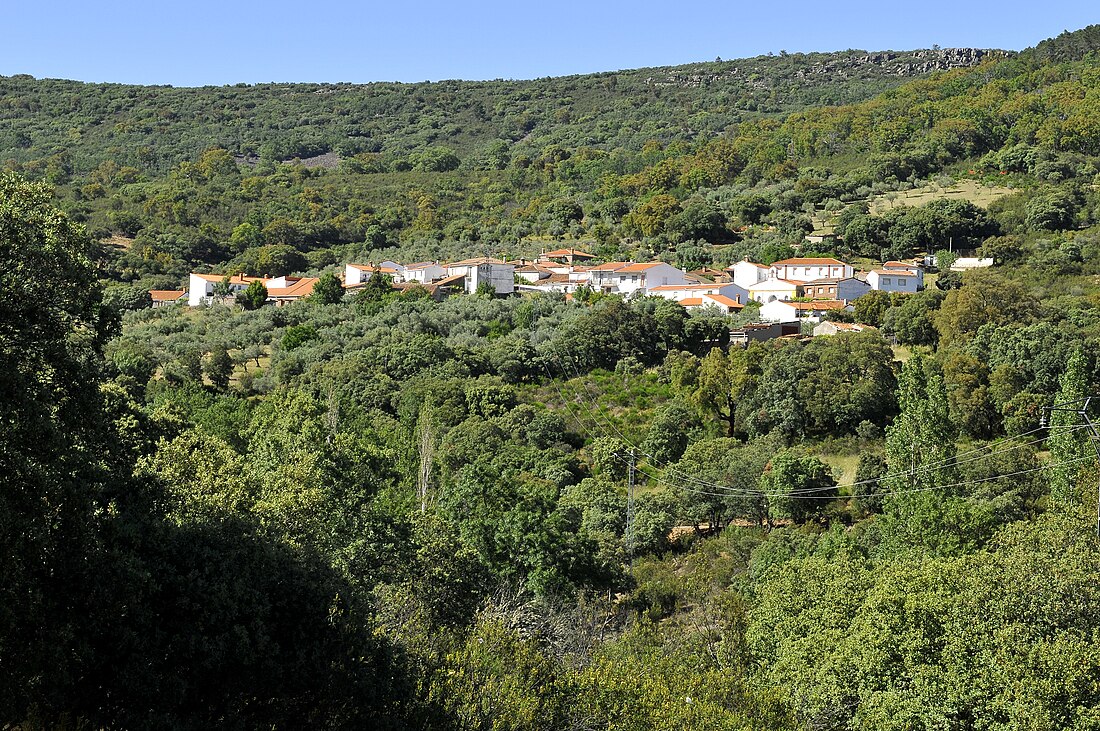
xmin=626 ymin=448 xmax=636 ymax=567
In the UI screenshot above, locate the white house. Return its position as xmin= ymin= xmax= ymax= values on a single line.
xmin=345 ymin=262 xmax=404 ymax=286
xmin=748 ymin=277 xmax=802 ymax=303
xmin=187 ymin=273 xmax=317 ymax=306
xmin=446 ymin=257 xmax=515 ymax=294
xmin=769 ymin=257 xmax=853 ymax=282
xmin=588 ymin=261 xmax=688 ymax=295
xmin=801 ymin=277 xmax=871 ymax=302
xmin=266 ymin=277 xmax=319 ymax=305
xmin=648 ymin=281 xmax=748 ymax=305
xmin=515 ymin=263 xmax=558 ymax=283
xmin=760 ymin=299 xmax=849 ymax=323
xmin=188 ymin=272 xmax=266 ymax=306
xmin=516 ymin=274 xmax=585 ymax=295
xmin=866 ymin=269 xmax=920 ymax=294
xmin=402 ymin=261 xmax=446 ymax=284
xmin=728 ymin=260 xmax=771 ymax=289
xmin=882 ymin=260 xmax=925 ymax=285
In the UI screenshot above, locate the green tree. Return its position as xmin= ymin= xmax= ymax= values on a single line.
xmin=310 ymin=271 xmax=344 ymax=304
xmin=1048 ymin=346 xmax=1092 ymax=507
xmin=852 ymin=453 xmax=888 ymax=515
xmin=0 ymin=174 xmax=111 ymax=712
xmin=355 ymin=270 xmax=394 ymax=303
xmin=236 ymin=279 xmax=268 ymax=310
xmin=853 ymin=290 xmax=893 ymax=327
xmin=641 ymin=400 xmax=696 ymax=464
xmin=884 ymin=353 xmax=958 ymax=494
xmin=761 ymin=451 xmax=837 ymax=524
xmin=204 ymin=346 xmax=234 ymax=391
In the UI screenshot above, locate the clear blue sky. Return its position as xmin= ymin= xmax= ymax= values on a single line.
xmin=3 ymin=1 xmax=1097 ymax=86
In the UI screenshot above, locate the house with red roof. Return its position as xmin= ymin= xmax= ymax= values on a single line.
xmin=187 ymin=273 xmax=318 ymax=307
xmin=588 ymin=261 xmax=688 ymax=295
xmin=150 ymin=290 xmax=186 ymax=308
xmin=649 ymin=281 xmax=748 ymax=306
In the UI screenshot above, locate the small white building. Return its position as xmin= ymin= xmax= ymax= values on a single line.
xmin=186 ymin=273 xmax=317 ymax=306
xmin=188 ymin=273 xmax=267 ymax=306
xmin=345 ymin=262 xmax=404 ymax=286
xmin=769 ymin=257 xmax=853 ymax=282
xmin=760 ymin=299 xmax=849 ymax=323
xmin=514 ymin=263 xmax=558 ymax=283
xmin=588 ymin=261 xmax=688 ymax=295
xmin=882 ymin=260 xmax=925 ymax=285
xmin=447 ymin=258 xmax=516 ymax=295
xmin=866 ymin=269 xmax=920 ymax=294
xmin=402 ymin=262 xmax=446 ymax=284
xmin=728 ymin=260 xmax=771 ymax=289
xmin=649 ymin=281 xmax=748 ymax=305
xmin=748 ymin=277 xmax=802 ymax=303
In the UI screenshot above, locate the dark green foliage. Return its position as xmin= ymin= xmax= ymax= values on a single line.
xmin=237 ymin=279 xmax=268 ymax=310
xmin=310 ymin=271 xmax=344 ymax=304
xmin=761 ymin=451 xmax=837 ymax=524
xmin=640 ymin=400 xmax=696 ymax=464
xmin=204 ymin=346 xmax=233 ymax=391
xmin=281 ymin=324 xmax=319 ymax=350
xmin=554 ymin=297 xmax=662 ymax=371
xmin=852 ymin=453 xmax=888 ymax=515
xmin=744 ymin=333 xmax=898 ymax=438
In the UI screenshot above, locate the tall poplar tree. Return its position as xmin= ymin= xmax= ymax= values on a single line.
xmin=1048 ymin=346 xmax=1092 ymax=507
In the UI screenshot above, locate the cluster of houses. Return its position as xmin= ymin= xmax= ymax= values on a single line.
xmin=151 ymin=248 xmax=927 ymax=337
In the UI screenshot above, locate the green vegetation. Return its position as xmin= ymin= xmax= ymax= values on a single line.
xmin=8 ymin=23 xmax=1100 ymax=731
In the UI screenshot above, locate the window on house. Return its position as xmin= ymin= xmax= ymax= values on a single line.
xmin=882 ymin=277 xmax=892 ymax=285
xmin=898 ymin=278 xmax=907 ymax=285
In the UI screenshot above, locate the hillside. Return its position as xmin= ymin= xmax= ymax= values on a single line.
xmin=11 ymin=24 xmax=1100 ymax=731
xmin=0 ymin=46 xmax=1004 ymax=175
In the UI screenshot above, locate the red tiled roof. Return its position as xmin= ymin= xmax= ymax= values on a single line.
xmin=618 ymin=262 xmax=666 ymax=273
xmin=349 ymin=263 xmax=400 ymax=274
xmin=267 ymin=277 xmax=319 ymax=298
xmin=150 ymin=289 xmax=185 ymax=301
xmin=542 ymin=248 xmax=595 ymax=258
xmin=704 ymin=294 xmax=744 ymax=309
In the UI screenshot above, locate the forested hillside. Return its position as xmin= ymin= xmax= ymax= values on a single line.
xmin=6 ymin=24 xmax=1100 ymax=731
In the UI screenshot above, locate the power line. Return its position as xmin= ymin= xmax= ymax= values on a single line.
xmin=549 ymin=350 xmax=1084 ymax=498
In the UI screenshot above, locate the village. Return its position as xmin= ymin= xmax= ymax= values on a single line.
xmin=149 ymin=246 xmax=993 ymax=340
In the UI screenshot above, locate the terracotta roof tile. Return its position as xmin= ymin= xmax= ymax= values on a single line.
xmin=704 ymin=294 xmax=744 ymax=309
